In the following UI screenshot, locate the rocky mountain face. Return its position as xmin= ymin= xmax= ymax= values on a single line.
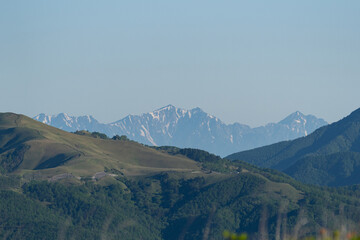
xmin=34 ymin=113 xmax=112 ymax=135
xmin=33 ymin=105 xmax=327 ymax=156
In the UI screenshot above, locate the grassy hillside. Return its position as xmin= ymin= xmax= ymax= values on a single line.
xmin=227 ymin=108 xmax=360 ymax=186
xmin=0 ymin=113 xmax=202 ymax=178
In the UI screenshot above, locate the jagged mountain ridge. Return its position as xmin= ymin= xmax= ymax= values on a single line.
xmin=34 ymin=113 xmax=110 ymax=133
xmin=34 ymin=105 xmax=327 ymax=156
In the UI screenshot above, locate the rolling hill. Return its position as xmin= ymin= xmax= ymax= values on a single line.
xmin=0 ymin=112 xmax=201 ymax=179
xmin=227 ymin=108 xmax=360 ymax=186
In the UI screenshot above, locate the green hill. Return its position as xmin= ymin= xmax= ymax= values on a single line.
xmin=227 ymin=108 xmax=360 ymax=186
xmin=2 ymin=112 xmax=360 ymax=239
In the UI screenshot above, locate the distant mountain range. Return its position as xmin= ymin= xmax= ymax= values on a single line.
xmin=34 ymin=105 xmax=328 ymax=156
xmin=227 ymin=108 xmax=360 ymax=186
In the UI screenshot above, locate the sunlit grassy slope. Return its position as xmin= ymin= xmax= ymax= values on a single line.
xmin=0 ymin=113 xmax=201 ymax=178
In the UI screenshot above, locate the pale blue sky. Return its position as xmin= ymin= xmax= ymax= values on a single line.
xmin=1 ymin=1 xmax=359 ymax=126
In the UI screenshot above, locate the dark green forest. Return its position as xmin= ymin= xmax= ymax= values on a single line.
xmin=1 ymin=156 xmax=360 ymax=239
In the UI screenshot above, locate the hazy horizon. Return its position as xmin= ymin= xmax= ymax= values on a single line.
xmin=1 ymin=1 xmax=359 ymax=127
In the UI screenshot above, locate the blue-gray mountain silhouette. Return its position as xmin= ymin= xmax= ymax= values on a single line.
xmin=34 ymin=105 xmax=327 ymax=156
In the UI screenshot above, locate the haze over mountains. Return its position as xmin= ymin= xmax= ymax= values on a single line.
xmin=34 ymin=105 xmax=328 ymax=156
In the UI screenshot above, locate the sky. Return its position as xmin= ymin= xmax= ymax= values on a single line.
xmin=1 ymin=1 xmax=359 ymax=127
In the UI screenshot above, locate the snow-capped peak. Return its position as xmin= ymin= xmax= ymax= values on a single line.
xmin=33 ymin=113 xmax=100 ymax=131
xmin=33 ymin=113 xmax=51 ymax=124
xmin=191 ymin=107 xmax=204 ymax=113
xmin=279 ymin=111 xmax=307 ymax=125
xmin=155 ymin=104 xmax=176 ymax=112
xmin=33 ymin=106 xmax=327 ymax=157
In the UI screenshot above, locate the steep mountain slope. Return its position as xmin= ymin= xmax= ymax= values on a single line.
xmin=34 ymin=105 xmax=327 ymax=156
xmin=0 ymin=112 xmax=201 ymax=178
xmin=227 ymin=108 xmax=360 ymax=186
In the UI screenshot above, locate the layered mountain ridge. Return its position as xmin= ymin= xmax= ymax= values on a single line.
xmin=34 ymin=105 xmax=328 ymax=156
xmin=227 ymin=107 xmax=360 ymax=186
